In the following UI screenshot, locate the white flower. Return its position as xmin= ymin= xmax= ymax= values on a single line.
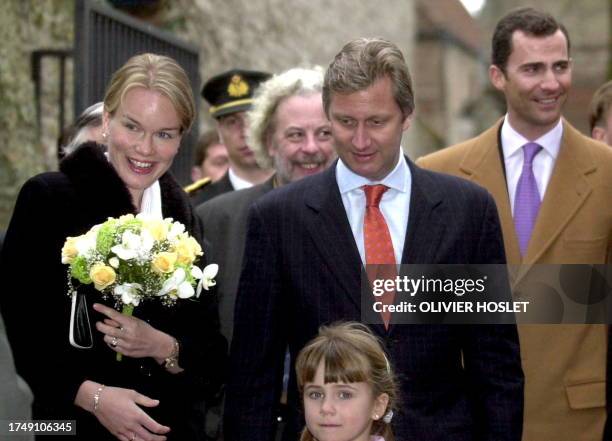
xmin=114 ymin=283 xmax=142 ymax=306
xmin=167 ymin=221 xmax=186 ymax=242
xmin=75 ymin=231 xmax=98 ymax=258
xmin=111 ymin=230 xmax=154 ymax=261
xmin=157 ymin=268 xmax=195 ymax=299
xmin=108 ymin=257 xmax=120 ymax=268
xmin=195 ymin=264 xmax=218 ymax=297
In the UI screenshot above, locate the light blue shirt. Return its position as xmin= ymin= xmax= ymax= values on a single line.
xmin=335 ymin=151 xmax=411 ymax=266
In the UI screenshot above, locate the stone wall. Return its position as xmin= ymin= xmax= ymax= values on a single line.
xmin=0 ymin=1 xmax=73 ymax=229
xmin=172 ymin=0 xmax=416 ymax=130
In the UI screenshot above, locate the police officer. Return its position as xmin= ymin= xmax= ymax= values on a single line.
xmin=189 ymin=69 xmax=272 ymax=205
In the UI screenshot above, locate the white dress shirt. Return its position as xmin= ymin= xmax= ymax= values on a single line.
xmin=228 ymin=167 xmax=254 ymax=190
xmin=336 ymin=151 xmax=412 ymax=266
xmin=501 ymin=115 xmax=562 ymax=215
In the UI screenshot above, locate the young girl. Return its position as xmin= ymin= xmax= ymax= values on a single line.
xmin=296 ymin=322 xmax=398 ymax=441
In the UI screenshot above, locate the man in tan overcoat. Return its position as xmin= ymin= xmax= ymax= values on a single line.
xmin=417 ymin=7 xmax=612 ymax=441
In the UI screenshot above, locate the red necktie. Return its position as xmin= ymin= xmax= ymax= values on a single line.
xmin=363 ymin=185 xmax=396 ymax=328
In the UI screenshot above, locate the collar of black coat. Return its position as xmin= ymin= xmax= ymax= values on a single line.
xmin=59 ymin=141 xmax=197 ymax=239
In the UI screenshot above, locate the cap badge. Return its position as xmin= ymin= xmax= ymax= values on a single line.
xmin=228 ymin=75 xmax=249 ymax=97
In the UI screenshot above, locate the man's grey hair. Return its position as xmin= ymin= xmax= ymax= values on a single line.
xmin=248 ymin=67 xmax=325 ymax=169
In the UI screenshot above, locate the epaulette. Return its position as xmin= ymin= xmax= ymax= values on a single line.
xmin=184 ymin=177 xmax=212 ymax=194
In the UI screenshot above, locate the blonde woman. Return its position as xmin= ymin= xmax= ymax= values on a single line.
xmin=0 ymin=54 xmax=226 ymax=441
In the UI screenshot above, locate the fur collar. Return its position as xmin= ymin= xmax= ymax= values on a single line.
xmin=59 ymin=142 xmax=196 ymax=236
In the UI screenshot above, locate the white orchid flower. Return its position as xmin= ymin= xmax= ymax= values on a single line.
xmin=177 ymin=282 xmax=195 ymax=299
xmin=195 ymin=264 xmax=218 ymax=297
xmin=75 ymin=231 xmax=98 ymax=258
xmin=167 ymin=221 xmax=186 ymax=242
xmin=114 ymin=283 xmax=142 ymax=306
xmin=191 ymin=265 xmax=203 ymax=280
xmin=158 ymin=268 xmax=195 ymax=299
xmin=111 ymin=229 xmax=154 ymax=261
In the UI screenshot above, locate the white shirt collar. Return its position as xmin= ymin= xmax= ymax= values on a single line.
xmin=336 ymin=150 xmax=410 ymax=195
xmin=501 ymin=115 xmax=563 ymax=161
xmin=228 ymin=167 xmax=254 ymax=190
xmin=140 ymin=180 xmax=163 ymax=219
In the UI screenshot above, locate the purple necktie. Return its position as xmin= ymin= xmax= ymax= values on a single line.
xmin=514 ymin=142 xmax=542 ymax=256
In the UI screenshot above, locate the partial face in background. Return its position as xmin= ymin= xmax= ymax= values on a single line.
xmin=104 ymin=87 xmax=182 ymax=206
xmin=192 ymin=142 xmax=230 ymax=182
xmin=328 ymin=76 xmax=410 ymax=181
xmin=267 ymin=93 xmax=335 ymax=185
xmin=490 ymin=29 xmax=571 ymax=140
xmin=592 ymin=111 xmax=612 ymax=146
xmin=303 ymin=361 xmax=388 ymax=441
xmin=87 ymin=125 xmax=105 ymax=145
xmin=216 ymin=111 xmax=258 ymax=169
xmin=73 ymin=124 xmax=105 ymax=147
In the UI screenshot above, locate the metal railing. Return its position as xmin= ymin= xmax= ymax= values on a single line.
xmin=73 ymin=0 xmax=200 ymax=184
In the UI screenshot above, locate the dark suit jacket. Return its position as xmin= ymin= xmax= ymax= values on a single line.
xmin=225 ymin=159 xmax=524 ymax=441
xmin=191 ymin=171 xmax=234 ymax=206
xmin=197 ymin=177 xmax=275 ymax=343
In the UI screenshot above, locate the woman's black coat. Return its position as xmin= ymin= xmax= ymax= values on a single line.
xmin=0 ymin=143 xmax=227 ymax=440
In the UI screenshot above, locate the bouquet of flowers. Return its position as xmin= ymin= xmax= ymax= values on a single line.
xmin=61 ymin=213 xmax=218 ymax=359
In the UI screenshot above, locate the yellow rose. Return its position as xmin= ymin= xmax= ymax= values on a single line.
xmin=61 ymin=236 xmax=79 ymax=264
xmin=175 ymin=236 xmax=203 ymax=265
xmin=118 ymin=214 xmax=135 ymax=222
xmin=143 ymin=219 xmax=168 ymax=241
xmin=90 ymin=263 xmax=116 ymax=291
xmin=151 ymin=252 xmax=177 ymax=274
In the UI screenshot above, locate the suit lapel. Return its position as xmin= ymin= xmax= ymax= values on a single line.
xmin=401 ymin=160 xmax=445 ymax=264
xmin=524 ymin=121 xmax=595 ymax=264
xmin=457 ymin=121 xmax=522 ymax=264
xmin=304 ymin=167 xmax=363 ymax=311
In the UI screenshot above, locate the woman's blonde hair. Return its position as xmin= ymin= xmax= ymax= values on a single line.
xmin=103 ymin=53 xmax=195 ymax=133
xmin=296 ymin=322 xmax=398 ymax=441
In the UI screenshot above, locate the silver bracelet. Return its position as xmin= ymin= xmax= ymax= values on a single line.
xmin=93 ymin=385 xmax=105 ymax=412
xmin=163 ymin=338 xmax=180 ymax=370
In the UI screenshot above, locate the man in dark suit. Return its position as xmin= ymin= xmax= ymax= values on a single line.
xmin=190 ymin=69 xmax=273 ymax=205
xmin=417 ymin=9 xmax=612 ymax=441
xmin=225 ymin=38 xmax=524 ymax=441
xmin=198 ymin=66 xmax=335 ymax=344
xmin=197 ymin=67 xmax=335 ymax=440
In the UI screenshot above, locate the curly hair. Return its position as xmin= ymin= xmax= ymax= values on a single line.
xmin=247 ymin=67 xmax=324 ymax=169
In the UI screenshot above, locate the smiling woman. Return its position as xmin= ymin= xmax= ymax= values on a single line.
xmin=0 ymin=53 xmax=227 ymax=441
xmin=104 ymin=87 xmax=183 ymax=210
